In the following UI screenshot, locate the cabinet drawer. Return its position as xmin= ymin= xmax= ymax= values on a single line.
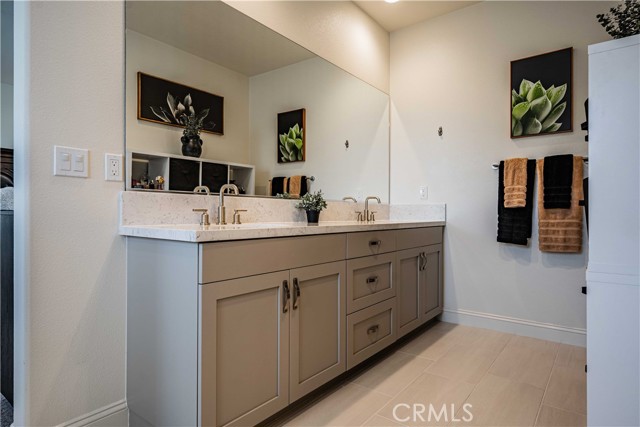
xmin=347 ymin=230 xmax=396 ymax=259
xmin=396 ymin=227 xmax=442 ymax=251
xmin=346 ymin=298 xmax=396 ymax=369
xmin=199 ymin=234 xmax=346 ymax=283
xmin=347 ymin=253 xmax=395 ymax=314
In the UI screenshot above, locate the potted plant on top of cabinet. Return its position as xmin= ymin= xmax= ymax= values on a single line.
xmin=296 ymin=190 xmax=327 ymax=224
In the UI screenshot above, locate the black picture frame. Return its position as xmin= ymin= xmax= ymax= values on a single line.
xmin=277 ymin=108 xmax=306 ymax=163
xmin=137 ymin=72 xmax=224 ymax=135
xmin=510 ymin=47 xmax=572 ymax=139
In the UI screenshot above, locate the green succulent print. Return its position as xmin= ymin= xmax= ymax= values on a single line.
xmin=512 ymin=79 xmax=567 ymax=137
xmin=279 ymin=123 xmax=304 ymax=162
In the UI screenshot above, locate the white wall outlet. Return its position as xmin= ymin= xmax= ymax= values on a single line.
xmin=54 ymin=146 xmax=89 ymax=178
xmin=105 ymin=153 xmax=123 ymax=181
xmin=419 ymin=185 xmax=428 ymax=200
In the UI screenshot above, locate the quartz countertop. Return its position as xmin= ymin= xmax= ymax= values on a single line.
xmin=119 ymin=220 xmax=446 ymax=243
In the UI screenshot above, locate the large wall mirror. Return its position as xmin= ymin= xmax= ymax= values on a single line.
xmin=125 ymin=1 xmax=390 ymax=202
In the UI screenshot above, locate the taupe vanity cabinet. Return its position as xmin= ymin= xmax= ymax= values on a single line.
xmin=126 ymin=226 xmax=443 ymax=427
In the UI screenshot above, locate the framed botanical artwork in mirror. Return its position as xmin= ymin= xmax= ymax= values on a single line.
xmin=278 ymin=108 xmax=306 ymax=163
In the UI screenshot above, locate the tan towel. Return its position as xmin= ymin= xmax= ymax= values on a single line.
xmin=283 ymin=177 xmax=289 ymax=194
xmin=537 ymin=156 xmax=584 ymax=253
xmin=289 ymin=175 xmax=302 ymax=198
xmin=504 ymin=158 xmax=528 ymax=208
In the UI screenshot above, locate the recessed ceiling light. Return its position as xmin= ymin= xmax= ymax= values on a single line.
xmin=385 ymin=0 xmax=399 ymax=4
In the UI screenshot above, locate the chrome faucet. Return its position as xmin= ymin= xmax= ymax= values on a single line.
xmin=193 ymin=185 xmax=211 ymax=195
xmin=218 ymin=184 xmax=239 ymax=225
xmin=342 ymin=196 xmax=357 ymax=202
xmin=364 ymin=196 xmax=381 ymax=222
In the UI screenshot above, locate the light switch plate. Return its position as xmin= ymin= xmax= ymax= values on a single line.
xmin=419 ymin=185 xmax=428 ymax=200
xmin=54 ymin=146 xmax=89 ymax=178
xmin=105 ymin=153 xmax=123 ymax=181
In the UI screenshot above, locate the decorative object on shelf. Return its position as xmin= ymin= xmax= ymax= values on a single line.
xmin=137 ymin=72 xmax=224 ymax=135
xmin=296 ymin=190 xmax=327 ymax=224
xmin=510 ymin=47 xmax=572 ymax=138
xmin=155 ymin=176 xmax=165 ymax=191
xmin=597 ymin=0 xmax=640 ymax=39
xmin=180 ymin=108 xmax=210 ymax=157
xmin=278 ymin=108 xmax=306 ymax=163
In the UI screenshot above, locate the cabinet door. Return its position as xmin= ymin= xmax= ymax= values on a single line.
xmin=200 ymin=271 xmax=290 ymax=427
xmin=420 ymin=244 xmax=443 ymax=323
xmin=201 ymin=162 xmax=229 ymax=193
xmin=169 ymin=158 xmax=200 ymax=192
xmin=396 ymin=247 xmax=424 ymax=338
xmin=289 ymin=261 xmax=346 ymax=402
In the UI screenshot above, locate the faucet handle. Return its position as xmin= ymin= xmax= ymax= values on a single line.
xmin=193 ymin=208 xmax=210 ymax=226
xmin=369 ymin=211 xmax=377 ymax=222
xmin=356 ymin=211 xmax=364 ymax=222
xmin=232 ymin=209 xmax=247 ymax=225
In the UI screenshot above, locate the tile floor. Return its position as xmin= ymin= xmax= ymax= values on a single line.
xmin=271 ymin=322 xmax=586 ymax=427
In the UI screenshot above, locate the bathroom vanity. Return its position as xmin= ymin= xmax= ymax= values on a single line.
xmin=123 ymin=222 xmax=444 ymax=426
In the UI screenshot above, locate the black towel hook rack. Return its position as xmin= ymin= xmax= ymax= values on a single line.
xmin=491 ymin=157 xmax=588 ymax=170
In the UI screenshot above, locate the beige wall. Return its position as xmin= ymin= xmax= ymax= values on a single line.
xmin=126 ymin=30 xmax=251 ymax=163
xmin=250 ymin=57 xmax=389 ymax=201
xmin=225 ymin=0 xmax=390 ymax=94
xmin=14 ymin=1 xmax=126 ymax=425
xmin=390 ymin=1 xmax=611 ymax=342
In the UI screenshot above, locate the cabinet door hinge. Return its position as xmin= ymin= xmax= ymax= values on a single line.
xmin=581 ymin=286 xmax=587 ymax=295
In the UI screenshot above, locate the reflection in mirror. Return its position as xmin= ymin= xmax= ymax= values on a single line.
xmin=125 ymin=1 xmax=389 ymax=201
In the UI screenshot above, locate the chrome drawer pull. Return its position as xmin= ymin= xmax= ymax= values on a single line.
xmin=367 ymin=324 xmax=380 ymax=335
xmin=366 ymin=276 xmax=379 ymax=292
xmin=369 ymin=239 xmax=381 ymax=247
xmin=292 ymin=278 xmax=300 ymax=310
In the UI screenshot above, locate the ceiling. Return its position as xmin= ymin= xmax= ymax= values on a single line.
xmin=353 ymin=1 xmax=479 ymax=32
xmin=126 ymin=1 xmax=315 ymax=77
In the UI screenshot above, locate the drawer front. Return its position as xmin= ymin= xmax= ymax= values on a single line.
xmin=346 ymin=298 xmax=396 ymax=369
xmin=347 ymin=253 xmax=395 ymax=314
xmin=199 ymin=234 xmax=346 ymax=283
xmin=347 ymin=230 xmax=396 ymax=259
xmin=396 ymin=227 xmax=443 ymax=251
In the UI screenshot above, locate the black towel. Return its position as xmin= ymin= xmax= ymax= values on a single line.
xmin=543 ymin=154 xmax=573 ymax=208
xmin=271 ymin=177 xmax=285 ymax=196
xmin=497 ymin=160 xmax=535 ymax=245
xmin=300 ymin=176 xmax=308 ymax=197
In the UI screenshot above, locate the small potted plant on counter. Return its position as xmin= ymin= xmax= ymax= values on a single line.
xmin=296 ymin=190 xmax=327 ymax=225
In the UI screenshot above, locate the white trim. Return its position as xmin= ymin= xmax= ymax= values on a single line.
xmin=441 ymin=308 xmax=586 ymax=347
xmin=58 ymin=400 xmax=128 ymax=427
xmin=589 ymin=34 xmax=640 ymax=55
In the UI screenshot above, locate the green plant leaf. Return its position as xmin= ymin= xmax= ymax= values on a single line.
xmin=519 ymin=79 xmax=533 ymax=98
xmin=543 ymin=122 xmax=562 ymax=133
xmin=279 ymin=134 xmax=287 ymax=145
xmin=288 ymin=128 xmax=296 ymax=139
xmin=526 ymin=81 xmax=546 ymax=102
xmin=297 ymin=151 xmax=303 ymax=161
xmin=523 ymin=117 xmax=542 ymax=135
xmin=289 ymin=152 xmax=296 ymax=161
xmin=530 ymin=96 xmax=552 ymax=121
xmin=512 ymin=90 xmax=524 ymax=108
xmin=281 ymin=156 xmax=287 ymax=162
xmin=541 ymin=102 xmax=566 ymax=130
xmin=512 ymin=120 xmax=523 ymax=137
xmin=294 ymin=138 xmax=303 ymax=149
xmin=512 ymin=102 xmax=530 ymax=120
xmin=292 ymin=123 xmax=300 ymax=134
xmin=547 ymin=83 xmax=567 ymax=107
xmin=279 ymin=146 xmax=289 ymax=157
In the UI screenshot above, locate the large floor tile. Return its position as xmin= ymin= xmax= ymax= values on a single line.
xmin=283 ymin=383 xmax=392 ymax=426
xmin=543 ymin=365 xmax=586 ymax=415
xmin=361 ymin=414 xmax=406 ymax=427
xmin=535 ymin=405 xmax=586 ymax=427
xmin=352 ymin=352 xmax=433 ymax=397
xmin=488 ymin=335 xmax=559 ymax=389
xmin=397 ymin=325 xmax=480 ymax=361
xmin=459 ymin=374 xmax=544 ymax=426
xmin=554 ymin=344 xmax=586 ymax=369
xmin=378 ymin=373 xmax=475 ymax=426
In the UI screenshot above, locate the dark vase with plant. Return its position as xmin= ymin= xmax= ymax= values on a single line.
xmin=150 ymin=92 xmax=215 ymax=158
xmin=296 ymin=190 xmax=327 ymax=225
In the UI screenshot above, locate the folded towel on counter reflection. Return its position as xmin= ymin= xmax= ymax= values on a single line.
xmin=269 ymin=176 xmax=309 ymax=197
xmin=543 ymin=154 xmax=573 ymax=209
xmin=288 ymin=175 xmax=308 ymax=198
xmin=504 ymin=158 xmax=528 ymax=208
xmin=497 ymin=159 xmax=535 ymax=246
xmin=271 ymin=177 xmax=285 ymax=196
xmin=537 ymin=156 xmax=584 ymax=253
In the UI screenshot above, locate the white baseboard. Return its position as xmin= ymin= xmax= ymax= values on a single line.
xmin=441 ymin=308 xmax=586 ymax=347
xmin=59 ymin=400 xmax=128 ymax=427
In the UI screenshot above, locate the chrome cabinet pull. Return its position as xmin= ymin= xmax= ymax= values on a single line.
xmin=282 ymin=280 xmax=290 ymax=313
xmin=366 ymin=275 xmax=379 ymax=292
xmin=419 ymin=252 xmax=428 ymax=271
xmin=369 ymin=239 xmax=381 ymax=247
xmin=367 ymin=324 xmax=380 ymax=335
xmin=292 ymin=278 xmax=300 ymax=310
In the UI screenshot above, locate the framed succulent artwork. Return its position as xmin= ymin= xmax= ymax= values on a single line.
xmin=277 ymin=108 xmax=306 ymax=163
xmin=510 ymin=47 xmax=572 ymax=138
xmin=137 ymin=72 xmax=224 ymax=135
